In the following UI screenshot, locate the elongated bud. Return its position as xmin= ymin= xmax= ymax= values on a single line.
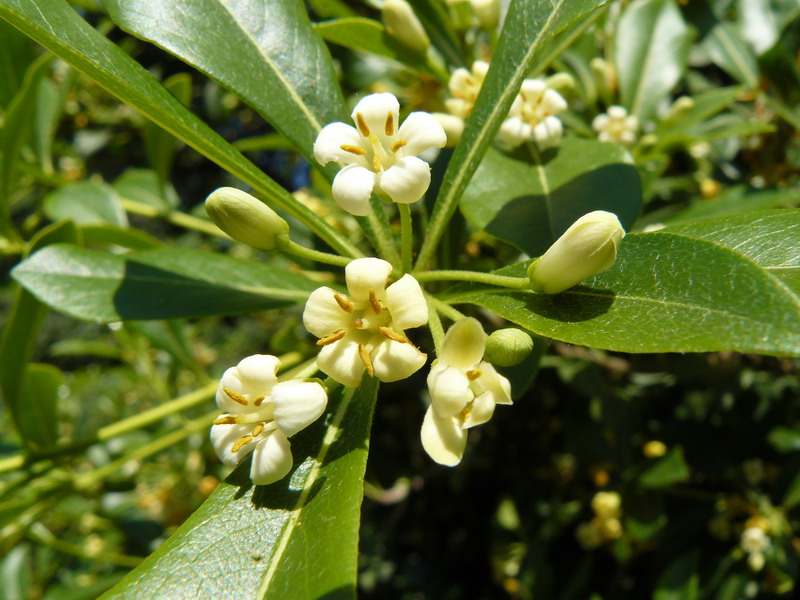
xmin=470 ymin=0 xmax=500 ymax=30
xmin=205 ymin=187 xmax=289 ymax=251
xmin=528 ymin=211 xmax=625 ymax=294
xmin=662 ymin=96 xmax=694 ymax=125
xmin=545 ymin=73 xmax=575 ymax=95
xmin=383 ymin=0 xmax=430 ymax=54
xmin=485 ymin=328 xmax=533 ymax=367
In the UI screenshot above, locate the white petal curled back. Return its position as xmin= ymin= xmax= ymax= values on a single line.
xmin=397 ymin=112 xmax=447 ymax=156
xmin=351 ymin=92 xmax=399 ymax=145
xmin=421 ymin=405 xmax=468 ymax=466
xmin=270 ymin=380 xmax=327 ymax=437
xmin=303 ymin=286 xmax=352 ymax=338
xmin=371 ymin=338 xmax=427 ymax=382
xmin=439 ymin=317 xmax=486 ymax=369
xmin=210 ymin=421 xmax=260 ymax=466
xmin=317 ymin=339 xmax=364 ymax=388
xmin=477 ymin=363 xmax=513 ymax=405
xmin=216 ymin=354 xmax=280 ymax=414
xmin=331 ymin=164 xmax=375 ymax=217
xmin=250 ymin=430 xmax=294 ymax=485
xmin=313 ymin=122 xmax=368 ymax=167
xmin=345 ymin=257 xmax=393 ymax=301
xmin=384 ymin=274 xmax=428 ymax=330
xmin=427 ymin=364 xmax=472 ymax=417
xmin=379 ymin=156 xmax=431 ymax=205
xmin=462 ymin=391 xmax=497 ymax=428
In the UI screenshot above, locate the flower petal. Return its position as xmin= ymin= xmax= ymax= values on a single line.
xmin=303 ymin=286 xmax=352 ymax=338
xmin=384 ymin=274 xmax=428 ymax=330
xmin=250 ymin=430 xmax=293 ymax=485
xmin=378 ymin=156 xmax=431 ymax=205
xmin=440 ymin=317 xmax=486 ymax=368
xmin=371 ymin=338 xmax=427 ymax=382
xmin=474 ymin=362 xmax=513 ymax=405
xmin=432 ymin=112 xmax=464 ymax=146
xmin=313 ymin=122 xmax=368 ymax=167
xmin=271 ymin=380 xmax=327 ymax=437
xmin=463 ymin=391 xmax=497 ymax=428
xmin=331 ymin=164 xmax=376 ymax=216
xmin=210 ymin=421 xmax=260 ymax=466
xmin=351 ymin=92 xmax=399 ymax=147
xmin=427 ymin=364 xmax=471 ymax=417
xmin=497 ymin=116 xmax=529 ymax=148
xmin=533 ymin=115 xmax=562 ymax=148
xmin=317 ymin=339 xmax=364 ymax=387
xmin=345 ymin=257 xmax=393 ymax=301
xmin=420 ymin=405 xmax=467 ymax=466
xmin=397 ymin=112 xmax=447 ymax=156
xmin=216 ymin=354 xmax=280 ymax=414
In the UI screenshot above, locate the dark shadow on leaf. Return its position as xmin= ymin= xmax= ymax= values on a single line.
xmin=225 ymin=454 xmax=326 ymax=510
xmin=516 ymin=286 xmax=616 ymax=323
xmin=316 ymin=584 xmax=357 ymax=600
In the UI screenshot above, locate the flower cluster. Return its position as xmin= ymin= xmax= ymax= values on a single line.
xmin=497 ymin=78 xmax=568 ymax=149
xmin=575 ymin=491 xmax=624 ymax=549
xmin=592 ymin=105 xmax=638 ymax=146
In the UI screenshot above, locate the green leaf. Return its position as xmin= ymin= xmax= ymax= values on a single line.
xmin=0 ymin=0 xmax=361 ymax=258
xmin=103 ymin=378 xmax=379 ymax=600
xmin=703 ymin=22 xmax=759 ymax=88
xmin=0 ymin=18 xmax=34 ymax=108
xmin=144 ymin=72 xmax=191 ymax=188
xmin=443 ymin=225 xmax=800 ymax=356
xmin=615 ymin=0 xmax=691 ymax=121
xmin=640 ymin=446 xmax=691 ymax=489
xmin=315 ymin=17 xmax=401 ymax=60
xmin=416 ymin=0 xmax=611 ymax=269
xmin=652 ymin=86 xmax=744 ymax=149
xmin=12 ymin=244 xmax=322 ymax=322
xmin=653 ymin=550 xmax=699 ymax=600
xmin=460 ymin=138 xmax=641 ymax=256
xmin=662 ymin=186 xmax=798 ymax=224
xmin=17 ymin=364 xmax=63 ymax=451
xmin=113 ymin=168 xmax=179 ymax=211
xmin=106 ymin=0 xmax=347 ymax=162
xmin=80 ymin=224 xmax=163 ymax=250
xmin=43 ymin=181 xmax=128 ymax=227
xmin=767 ymin=427 xmax=800 ymax=453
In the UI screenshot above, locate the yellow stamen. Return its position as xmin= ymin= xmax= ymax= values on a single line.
xmin=251 ymin=422 xmax=265 ymax=437
xmin=385 ymin=113 xmax=395 ymax=136
xmin=379 ymin=327 xmax=407 ymax=343
xmin=466 ymin=369 xmax=482 ymax=381
xmin=231 ymin=435 xmax=253 ymax=453
xmin=253 ymin=395 xmax=266 ymax=407
xmin=391 ymin=140 xmax=407 ymax=153
xmin=458 ymin=406 xmax=472 ymax=422
xmin=224 ymin=387 xmax=249 ymax=406
xmin=213 ymin=416 xmax=238 ymax=425
xmin=356 ymin=112 xmax=370 ymax=137
xmin=359 ymin=344 xmax=375 ymax=376
xmin=340 ymin=144 xmax=366 ymax=155
xmin=333 ymin=292 xmax=354 ymax=313
xmin=368 ymin=289 xmax=382 ymax=315
xmin=317 ymin=329 xmax=346 ymax=346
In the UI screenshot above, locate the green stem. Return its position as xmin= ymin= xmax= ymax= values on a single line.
xmin=425 ymin=294 xmax=445 ymax=354
xmin=120 ymin=198 xmax=226 ymax=238
xmin=398 ymin=204 xmax=413 ymax=273
xmin=428 ymin=295 xmax=466 ymax=323
xmin=28 ymin=523 xmax=143 ymax=568
xmin=366 ymin=207 xmax=401 ymax=268
xmin=282 ymin=240 xmax=351 ymax=267
xmin=415 ymin=270 xmax=530 ymax=288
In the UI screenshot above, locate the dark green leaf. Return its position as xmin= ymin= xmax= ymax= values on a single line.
xmin=0 ymin=18 xmax=34 ymax=108
xmin=12 ymin=244 xmax=322 ymax=322
xmin=704 ymin=22 xmax=759 ymax=88
xmin=460 ymin=138 xmax=641 ymax=256
xmin=640 ymin=446 xmax=691 ymax=488
xmin=43 ymin=181 xmax=127 ymax=226
xmin=18 ymin=364 xmax=63 ymax=451
xmin=103 ymin=378 xmax=379 ymax=600
xmin=80 ymin=225 xmax=163 ymax=250
xmin=653 ymin=550 xmax=699 ymax=600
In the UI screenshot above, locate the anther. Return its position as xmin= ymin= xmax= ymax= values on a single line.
xmin=459 ymin=406 xmax=472 ymax=422
xmin=333 ymin=292 xmax=354 ymax=313
xmin=231 ymin=435 xmax=253 ymax=453
xmin=368 ymin=289 xmax=382 ymax=315
xmin=356 ymin=112 xmax=370 ymax=137
xmin=253 ymin=395 xmax=266 ymax=407
xmin=466 ymin=369 xmax=482 ymax=381
xmin=358 ymin=344 xmax=375 ymax=376
xmin=340 ymin=144 xmax=366 ymax=155
xmin=213 ymin=416 xmax=238 ymax=425
xmin=391 ymin=140 xmax=407 ymax=153
xmin=385 ymin=113 xmax=395 ymax=136
xmin=251 ymin=422 xmax=266 ymax=437
xmin=379 ymin=327 xmax=407 ymax=343
xmin=224 ymin=387 xmax=249 ymax=406
xmin=317 ymin=329 xmax=347 ymax=346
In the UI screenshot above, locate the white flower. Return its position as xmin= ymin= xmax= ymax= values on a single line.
xmin=210 ymin=355 xmax=327 ymax=485
xmin=740 ymin=527 xmax=770 ymax=555
xmin=421 ymin=317 xmax=512 ymax=466
xmin=445 ymin=61 xmax=489 ymax=120
xmin=313 ymin=93 xmax=446 ymax=216
xmin=592 ymin=105 xmax=638 ymax=145
xmin=497 ymin=79 xmax=568 ymax=149
xmin=303 ymin=257 xmax=428 ymax=387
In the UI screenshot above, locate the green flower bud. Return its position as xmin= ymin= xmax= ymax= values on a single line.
xmin=205 ymin=187 xmax=289 ymax=251
xmin=383 ymin=0 xmax=430 ymax=54
xmin=662 ymin=96 xmax=694 ymax=126
xmin=545 ymin=73 xmax=575 ymax=95
xmin=485 ymin=328 xmax=534 ymax=367
xmin=528 ymin=211 xmax=625 ymax=294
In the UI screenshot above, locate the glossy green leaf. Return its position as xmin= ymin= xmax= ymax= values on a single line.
xmin=17 ymin=364 xmax=63 ymax=451
xmin=315 ymin=17 xmax=400 ymax=60
xmin=737 ymin=0 xmax=800 ymax=55
xmin=443 ymin=225 xmax=800 ymax=356
xmin=106 ymin=0 xmax=347 ymax=162
xmin=0 ymin=0 xmax=361 ymax=258
xmin=43 ymin=181 xmax=128 ymax=227
xmin=80 ymin=225 xmax=163 ymax=250
xmin=103 ymin=378 xmax=379 ymax=600
xmin=652 ymin=86 xmax=744 ymax=149
xmin=113 ymin=168 xmax=179 ymax=211
xmin=416 ymin=0 xmax=610 ymax=269
xmin=704 ymin=22 xmax=759 ymax=88
xmin=615 ymin=0 xmax=691 ymax=121
xmin=460 ymin=138 xmax=641 ymax=256
xmin=144 ymin=72 xmax=191 ymax=188
xmin=662 ymin=187 xmax=798 ymax=224
xmin=12 ymin=244 xmax=322 ymax=322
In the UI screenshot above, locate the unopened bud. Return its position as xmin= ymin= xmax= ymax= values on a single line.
xmin=432 ymin=112 xmax=465 ymax=147
xmin=590 ymin=57 xmax=616 ymax=101
xmin=545 ymin=73 xmax=575 ymax=95
xmin=485 ymin=328 xmax=533 ymax=366
xmin=383 ymin=0 xmax=430 ymax=54
xmin=205 ymin=187 xmax=289 ymax=251
xmin=528 ymin=211 xmax=625 ymax=294
xmin=470 ymin=0 xmax=500 ymax=30
xmin=662 ymin=96 xmax=694 ymax=125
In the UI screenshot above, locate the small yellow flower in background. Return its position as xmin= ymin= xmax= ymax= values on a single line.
xmin=303 ymin=257 xmax=428 ymax=387
xmin=210 ymin=355 xmax=327 ymax=485
xmin=445 ymin=61 xmax=489 ymax=120
xmin=497 ymin=78 xmax=568 ymax=149
xmin=421 ymin=317 xmax=512 ymax=466
xmin=592 ymin=491 xmax=622 ymax=520
xmin=592 ymin=105 xmax=638 ymax=146
xmin=528 ymin=210 xmax=625 ymax=294
xmin=313 ymin=93 xmax=446 ymax=216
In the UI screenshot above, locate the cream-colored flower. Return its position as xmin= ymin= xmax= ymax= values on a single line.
xmin=592 ymin=105 xmax=638 ymax=145
xmin=421 ymin=317 xmax=512 ymax=466
xmin=303 ymin=257 xmax=428 ymax=387
xmin=741 ymin=527 xmax=770 ymax=554
xmin=497 ymin=78 xmax=567 ymax=149
xmin=210 ymin=355 xmax=327 ymax=485
xmin=382 ymin=0 xmax=430 ymax=54
xmin=445 ymin=60 xmax=489 ymax=120
xmin=313 ymin=93 xmax=446 ymax=216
